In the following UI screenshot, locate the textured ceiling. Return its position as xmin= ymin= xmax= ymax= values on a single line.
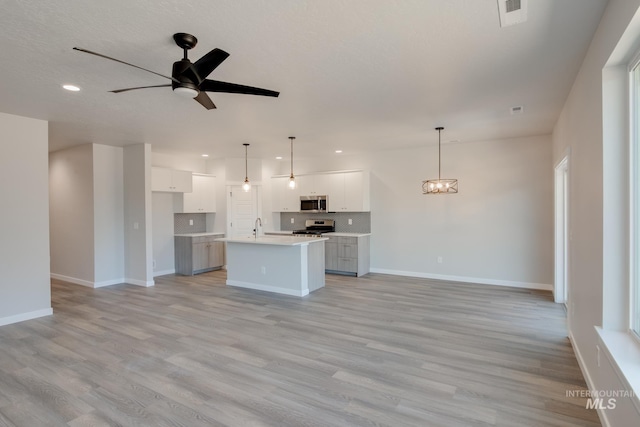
xmin=0 ymin=0 xmax=607 ymax=159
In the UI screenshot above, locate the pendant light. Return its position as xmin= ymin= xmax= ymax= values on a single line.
xmin=242 ymin=143 xmax=251 ymax=192
xmin=288 ymin=136 xmax=296 ymax=189
xmin=422 ymin=127 xmax=458 ymax=194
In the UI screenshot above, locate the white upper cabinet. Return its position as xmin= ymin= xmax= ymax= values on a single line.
xmin=297 ymin=174 xmax=330 ymax=195
xmin=152 ymin=167 xmax=193 ymax=192
xmin=271 ymin=176 xmax=299 ymax=212
xmin=176 ymin=174 xmax=216 ymax=213
xmin=328 ymin=171 xmax=370 ymax=212
xmin=272 ymin=171 xmax=370 ymax=213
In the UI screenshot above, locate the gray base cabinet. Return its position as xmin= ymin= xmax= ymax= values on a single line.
xmin=175 ymin=235 xmax=225 ymax=275
xmin=324 ymin=235 xmax=370 ymax=277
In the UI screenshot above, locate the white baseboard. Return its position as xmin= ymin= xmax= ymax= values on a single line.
xmin=226 ymin=280 xmax=309 ymax=297
xmin=51 ymin=273 xmax=126 ymax=288
xmin=0 ymin=308 xmax=53 ymax=327
xmin=369 ymin=268 xmax=553 ymax=291
xmin=153 ymin=269 xmax=175 ymax=277
xmin=125 ymin=278 xmax=155 ymax=287
xmin=569 ymin=332 xmax=609 ymax=427
xmin=94 ymin=278 xmax=126 ymax=288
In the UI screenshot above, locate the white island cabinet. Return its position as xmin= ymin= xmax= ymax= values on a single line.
xmin=216 ymin=235 xmax=327 ymax=297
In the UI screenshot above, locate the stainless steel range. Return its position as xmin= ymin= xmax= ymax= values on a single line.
xmin=292 ymin=219 xmax=335 ymax=236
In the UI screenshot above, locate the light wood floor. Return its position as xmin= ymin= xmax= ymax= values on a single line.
xmin=0 ymin=271 xmax=600 ymax=426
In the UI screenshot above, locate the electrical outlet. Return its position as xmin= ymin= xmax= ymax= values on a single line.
xmin=152 ymin=259 xmax=156 ymax=268
xmin=261 ymin=266 xmax=266 ymax=275
xmin=133 ymin=222 xmax=139 ymax=230
xmin=348 ymin=218 xmax=353 ymax=225
xmin=189 ymin=219 xmax=194 ymax=226
xmin=291 ymin=218 xmax=294 ymax=224
xmin=437 ymin=256 xmax=443 ymax=264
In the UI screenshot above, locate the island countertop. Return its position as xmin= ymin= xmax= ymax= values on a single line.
xmin=216 ymin=235 xmax=327 ymax=246
xmin=174 ymin=232 xmax=225 ymax=237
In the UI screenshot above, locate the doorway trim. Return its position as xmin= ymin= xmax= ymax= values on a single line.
xmin=554 ymin=154 xmax=570 ymax=304
xmin=226 ymin=184 xmax=262 ymax=238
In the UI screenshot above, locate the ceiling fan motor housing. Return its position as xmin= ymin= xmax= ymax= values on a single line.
xmin=172 ymin=59 xmax=200 ymax=95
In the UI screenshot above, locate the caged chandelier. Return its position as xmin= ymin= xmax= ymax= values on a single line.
xmin=422 ymin=126 xmax=458 ymax=194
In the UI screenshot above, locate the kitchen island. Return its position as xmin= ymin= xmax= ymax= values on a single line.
xmin=215 ymin=235 xmax=327 ymax=297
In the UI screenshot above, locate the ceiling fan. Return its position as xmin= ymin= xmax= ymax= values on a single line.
xmin=73 ymin=33 xmax=279 ymax=110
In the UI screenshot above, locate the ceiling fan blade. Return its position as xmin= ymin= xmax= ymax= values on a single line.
xmin=73 ymin=47 xmax=179 ymax=83
xmin=194 ymin=92 xmax=216 ymax=110
xmin=110 ymin=84 xmax=171 ymax=93
xmin=200 ymin=79 xmax=279 ymax=97
xmin=189 ymin=48 xmax=230 ymax=83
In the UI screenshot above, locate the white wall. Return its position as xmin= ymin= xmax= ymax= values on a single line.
xmin=49 ymin=144 xmax=95 ymax=283
xmin=552 ymin=0 xmax=640 ymax=425
xmin=93 ymin=144 xmax=124 ymax=285
xmin=152 ymin=192 xmax=175 ymax=275
xmin=271 ymin=134 xmax=553 ymax=288
xmin=0 ymin=112 xmax=52 ymax=325
xmin=50 ymin=143 xmax=126 ymax=287
xmin=123 ymin=144 xmax=153 ymax=286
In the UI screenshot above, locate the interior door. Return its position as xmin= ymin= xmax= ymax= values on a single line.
xmin=228 ymin=185 xmax=259 ymax=238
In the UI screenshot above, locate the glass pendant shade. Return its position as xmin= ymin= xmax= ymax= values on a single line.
xmin=242 ymin=143 xmax=251 ymax=192
xmin=422 ymin=127 xmax=458 ymax=194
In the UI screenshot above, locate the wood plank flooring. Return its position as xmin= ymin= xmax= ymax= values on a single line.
xmin=0 ymin=271 xmax=600 ymax=426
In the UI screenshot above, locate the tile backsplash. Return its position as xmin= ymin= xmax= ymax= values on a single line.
xmin=174 ymin=213 xmax=207 ymax=233
xmin=279 ymin=212 xmax=370 ymax=233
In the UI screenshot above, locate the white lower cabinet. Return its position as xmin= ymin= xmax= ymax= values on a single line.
xmin=324 ymin=235 xmax=370 ymax=276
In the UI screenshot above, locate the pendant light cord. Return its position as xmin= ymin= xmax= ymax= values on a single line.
xmin=243 ymin=143 xmax=249 ymax=181
xmin=436 ymin=127 xmax=443 ymax=181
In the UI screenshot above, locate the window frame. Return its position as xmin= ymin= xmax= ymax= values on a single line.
xmin=630 ymin=52 xmax=640 ymax=337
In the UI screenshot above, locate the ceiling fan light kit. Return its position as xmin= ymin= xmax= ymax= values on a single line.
xmin=73 ymin=32 xmax=279 ymax=110
xmin=422 ymin=127 xmax=458 ymax=194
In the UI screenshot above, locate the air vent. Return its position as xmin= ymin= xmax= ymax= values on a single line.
xmin=497 ymin=0 xmax=528 ymax=28
xmin=506 ymin=0 xmax=521 ymax=13
xmin=510 ymin=105 xmax=524 ymax=115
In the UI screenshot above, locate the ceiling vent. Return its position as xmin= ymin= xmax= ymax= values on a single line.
xmin=497 ymin=0 xmax=528 ymax=28
xmin=510 ymin=105 xmax=524 ymax=115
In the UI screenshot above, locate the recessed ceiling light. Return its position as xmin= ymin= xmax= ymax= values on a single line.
xmin=335 ymin=150 xmax=343 ymax=154
xmin=201 ymin=154 xmax=209 ymax=158
xmin=276 ymin=156 xmax=283 ymax=160
xmin=62 ymin=84 xmax=81 ymax=92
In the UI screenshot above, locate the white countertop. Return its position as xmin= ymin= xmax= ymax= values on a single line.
xmin=175 ymin=232 xmax=225 ymax=237
xmin=264 ymin=230 xmax=371 ymax=237
xmin=324 ymin=232 xmax=371 ymax=237
xmin=216 ymin=235 xmax=328 ymax=246
xmin=264 ymin=231 xmax=371 ymax=237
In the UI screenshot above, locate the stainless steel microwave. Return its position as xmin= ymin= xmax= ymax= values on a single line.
xmin=300 ymin=195 xmax=327 ymax=212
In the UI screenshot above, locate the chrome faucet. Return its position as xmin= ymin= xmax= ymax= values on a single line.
xmin=253 ymin=217 xmax=262 ymax=239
